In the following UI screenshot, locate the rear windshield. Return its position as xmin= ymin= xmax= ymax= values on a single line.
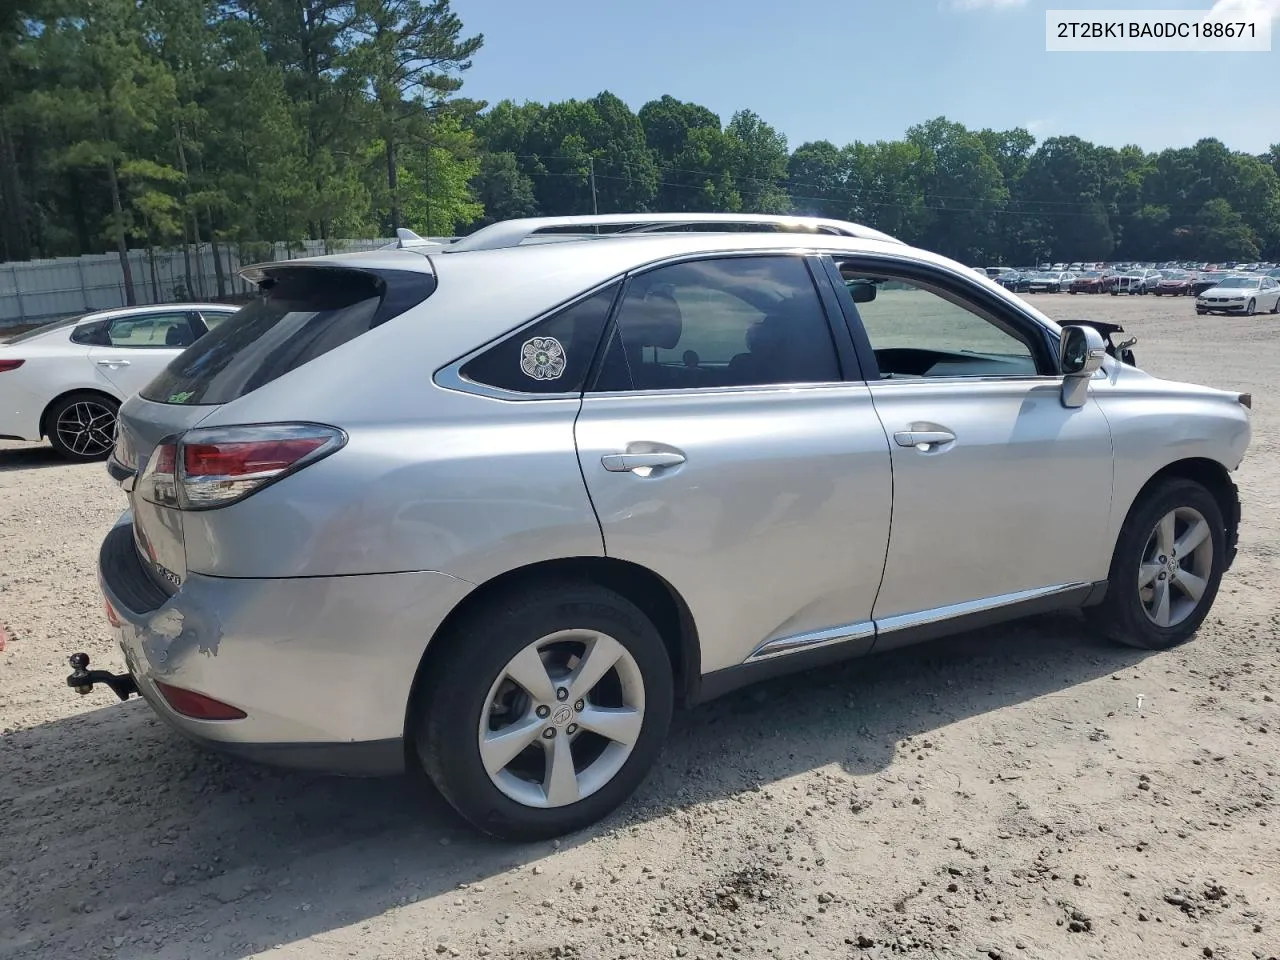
xmin=142 ymin=266 xmax=434 ymax=405
xmin=2 ymin=314 xmax=88 ymax=344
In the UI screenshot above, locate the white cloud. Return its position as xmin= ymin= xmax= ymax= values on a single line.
xmin=945 ymin=0 xmax=1027 ymax=10
xmin=1207 ymin=0 xmax=1280 ymax=19
xmin=1025 ymin=119 xmax=1055 ymax=137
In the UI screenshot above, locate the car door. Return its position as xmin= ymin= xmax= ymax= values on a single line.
xmin=1261 ymin=277 xmax=1280 ymax=311
xmin=825 ymin=255 xmax=1114 ymax=650
xmin=88 ymin=311 xmax=199 ymax=397
xmin=574 ymin=254 xmax=893 ymax=675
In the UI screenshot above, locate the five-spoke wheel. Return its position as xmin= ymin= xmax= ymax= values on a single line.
xmin=47 ymin=392 xmax=119 ymax=461
xmin=1090 ymin=478 xmax=1225 ymax=650
xmin=415 ymin=582 xmax=673 ymax=840
xmin=479 ymin=630 xmax=646 ymax=809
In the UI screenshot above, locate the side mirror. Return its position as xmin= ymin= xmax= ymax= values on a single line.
xmin=1059 ymin=324 xmax=1107 ymax=408
xmin=846 ymin=280 xmax=877 ymax=303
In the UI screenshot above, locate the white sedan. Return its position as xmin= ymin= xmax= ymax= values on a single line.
xmin=0 ymin=304 xmax=238 ymax=461
xmin=1195 ymin=275 xmax=1280 ymax=317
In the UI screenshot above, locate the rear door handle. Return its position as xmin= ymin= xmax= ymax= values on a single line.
xmin=894 ymin=429 xmax=955 ymax=449
xmin=601 ymin=452 xmax=686 ymax=473
xmin=96 ymin=359 xmax=130 ymax=367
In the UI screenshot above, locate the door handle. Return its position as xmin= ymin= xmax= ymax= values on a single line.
xmin=601 ymin=452 xmax=686 ymax=473
xmin=894 ymin=429 xmax=955 ymax=449
xmin=96 ymin=359 xmax=130 ymax=367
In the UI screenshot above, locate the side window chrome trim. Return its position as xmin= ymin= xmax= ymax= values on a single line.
xmin=582 ymin=379 xmax=865 ymax=401
xmin=866 ymin=375 xmax=1064 ymax=388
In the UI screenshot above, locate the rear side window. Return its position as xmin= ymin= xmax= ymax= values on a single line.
xmin=142 ymin=267 xmax=434 ymax=405
xmin=459 ymin=282 xmax=621 ymax=394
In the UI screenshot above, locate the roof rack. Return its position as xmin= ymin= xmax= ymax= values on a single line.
xmin=442 ymin=213 xmax=902 ymax=253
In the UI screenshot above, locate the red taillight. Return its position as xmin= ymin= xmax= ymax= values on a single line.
xmin=154 ymin=681 xmax=246 ymax=720
xmin=152 ymin=443 xmax=176 ymax=475
xmin=103 ymin=596 xmax=121 ymax=628
xmin=0 ymin=359 xmax=24 ymax=373
xmin=136 ymin=426 xmax=342 ymax=510
xmin=183 ymin=437 xmax=328 ymax=477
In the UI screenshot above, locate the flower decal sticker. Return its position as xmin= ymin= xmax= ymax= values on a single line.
xmin=520 ymin=336 xmax=567 ymax=381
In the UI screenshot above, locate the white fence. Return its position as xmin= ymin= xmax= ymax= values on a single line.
xmin=0 ymin=237 xmax=453 ymax=328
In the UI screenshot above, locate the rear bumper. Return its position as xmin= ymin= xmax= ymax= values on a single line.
xmin=97 ymin=512 xmax=474 ymax=775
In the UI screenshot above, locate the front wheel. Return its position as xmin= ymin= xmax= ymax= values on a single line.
xmin=46 ymin=392 xmax=119 ymax=462
xmin=1087 ymin=479 xmax=1225 ymax=650
xmin=1245 ymin=298 xmax=1256 ymax=316
xmin=414 ymin=582 xmax=674 ymax=840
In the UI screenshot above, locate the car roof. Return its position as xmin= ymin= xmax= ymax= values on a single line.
xmin=80 ymin=303 xmax=238 ymax=322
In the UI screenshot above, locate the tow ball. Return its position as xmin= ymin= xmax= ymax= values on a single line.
xmin=66 ymin=652 xmax=138 ymax=701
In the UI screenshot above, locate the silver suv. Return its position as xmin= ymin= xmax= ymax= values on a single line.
xmin=87 ymin=214 xmax=1251 ymax=840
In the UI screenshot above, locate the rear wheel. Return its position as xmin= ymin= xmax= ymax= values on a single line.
xmin=46 ymin=392 xmax=118 ymax=462
xmin=1088 ymin=479 xmax=1225 ymax=650
xmin=414 ymin=582 xmax=674 ymax=840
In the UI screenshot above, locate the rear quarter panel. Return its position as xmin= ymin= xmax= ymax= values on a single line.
xmin=180 ymin=381 xmax=603 ymax=582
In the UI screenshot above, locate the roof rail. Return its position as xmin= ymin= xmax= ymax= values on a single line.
xmin=443 ymin=213 xmax=902 ymax=253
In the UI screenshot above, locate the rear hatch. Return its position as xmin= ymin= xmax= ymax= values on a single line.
xmin=112 ymin=262 xmax=436 ymax=602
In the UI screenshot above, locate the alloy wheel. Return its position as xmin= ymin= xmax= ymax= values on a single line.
xmin=55 ymin=400 xmax=116 ymax=458
xmin=1138 ymin=506 xmax=1214 ymax=628
xmin=478 ymin=629 xmax=645 ymax=809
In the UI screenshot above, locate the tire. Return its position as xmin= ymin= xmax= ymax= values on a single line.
xmin=1271 ymin=298 xmax=1279 ymax=314
xmin=1196 ymin=309 xmax=1207 ymax=315
xmin=1087 ymin=479 xmax=1225 ymax=650
xmin=45 ymin=391 xmax=119 ymax=462
xmin=414 ymin=581 xmax=674 ymax=840
xmin=1153 ymin=291 xmax=1162 ymax=297
xmin=1245 ymin=299 xmax=1256 ymax=316
xmin=1069 ymin=290 xmax=1077 ymax=295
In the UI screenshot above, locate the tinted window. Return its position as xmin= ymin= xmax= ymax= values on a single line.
xmin=4 ymin=314 xmax=88 ymax=345
xmin=832 ymin=261 xmax=1038 ymax=379
xmin=459 ymin=282 xmax=620 ymax=394
xmin=592 ymin=256 xmax=840 ymax=392
xmin=143 ymin=267 xmax=430 ymax=406
xmin=199 ymin=310 xmax=237 ymax=331
xmin=107 ymin=313 xmax=195 ymax=348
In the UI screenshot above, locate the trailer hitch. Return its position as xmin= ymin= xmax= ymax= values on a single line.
xmin=66 ymin=652 xmax=138 ymax=701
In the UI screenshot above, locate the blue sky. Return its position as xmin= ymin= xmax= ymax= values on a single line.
xmin=455 ymin=0 xmax=1278 ymax=155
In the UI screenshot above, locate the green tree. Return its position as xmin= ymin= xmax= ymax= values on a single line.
xmin=34 ymin=0 xmax=178 ymax=302
xmin=725 ymin=110 xmax=790 ymax=213
xmin=472 ymin=151 xmax=538 ymax=226
xmin=346 ymin=0 xmax=482 ymax=231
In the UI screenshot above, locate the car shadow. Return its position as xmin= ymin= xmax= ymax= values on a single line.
xmin=0 ymin=613 xmax=1150 ymax=960
xmin=0 ymin=443 xmax=75 ymax=473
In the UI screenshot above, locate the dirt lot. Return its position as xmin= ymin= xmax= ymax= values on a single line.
xmin=2 ymin=293 xmax=1277 ymax=960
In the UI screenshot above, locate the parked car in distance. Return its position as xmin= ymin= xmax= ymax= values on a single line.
xmin=1191 ymin=271 xmax=1230 ymax=296
xmin=84 ymin=213 xmax=1251 ymax=841
xmin=0 ymin=304 xmax=239 ymax=460
xmin=1154 ymin=270 xmax=1197 ymax=296
xmin=1028 ymin=271 xmax=1074 ymax=293
xmin=996 ymin=270 xmax=1032 ymax=293
xmin=1068 ymin=271 xmax=1109 ymax=294
xmin=1111 ymin=269 xmax=1162 ymax=296
xmin=1195 ymin=275 xmax=1280 ymax=315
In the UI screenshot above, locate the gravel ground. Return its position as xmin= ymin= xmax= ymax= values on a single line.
xmin=1 ymin=294 xmax=1277 ymax=960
